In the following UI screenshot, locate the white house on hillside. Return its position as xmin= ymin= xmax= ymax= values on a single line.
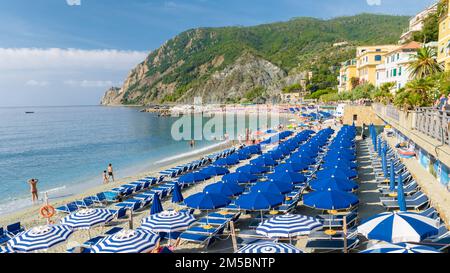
xmin=375 ymin=41 xmax=422 ymax=91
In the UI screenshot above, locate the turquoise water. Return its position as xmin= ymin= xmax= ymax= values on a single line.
xmin=0 ymin=106 xmax=285 ymax=215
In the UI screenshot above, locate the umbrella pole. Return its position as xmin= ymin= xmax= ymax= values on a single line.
xmin=343 ymin=216 xmax=348 ymax=254
xmin=129 ymin=209 xmax=134 ymax=230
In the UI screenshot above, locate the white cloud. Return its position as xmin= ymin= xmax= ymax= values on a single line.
xmin=64 ymin=80 xmax=120 ymax=88
xmin=0 ymin=48 xmax=147 ymax=71
xmin=366 ymin=0 xmax=382 ymax=6
xmin=25 ymin=80 xmax=49 ymax=87
xmin=66 ymin=0 xmax=81 ymax=6
xmin=0 ymin=48 xmax=147 ymax=106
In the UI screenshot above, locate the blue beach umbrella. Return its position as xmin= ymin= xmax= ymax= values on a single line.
xmin=357 ymin=211 xmax=440 ymax=243
xmin=309 ymin=177 xmax=358 ymax=192
xmin=203 ymin=181 xmax=244 ymax=197
xmin=266 ymin=171 xmax=307 ymax=185
xmin=389 ymin=161 xmax=395 ymax=192
xmin=360 ymin=242 xmax=440 ymax=253
xmin=274 ymin=163 xmax=308 ymax=173
xmin=287 ymin=156 xmax=316 ymax=166
xmin=178 ymin=172 xmax=210 ymax=184
xmin=256 ymin=214 xmax=322 ymax=238
xmin=321 ymin=160 xmax=357 ymax=171
xmin=397 ymin=174 xmax=407 ymax=212
xmin=250 ymin=157 xmax=278 ymax=167
xmin=236 ymin=242 xmax=303 ymax=254
xmin=236 ymin=164 xmax=269 ymax=175
xmin=171 ymin=182 xmax=184 ymax=203
xmin=150 ymin=193 xmax=164 ymax=215
xmin=235 ymin=151 xmax=252 ymax=160
xmin=250 ymin=181 xmax=293 ymax=195
xmin=303 ymin=189 xmax=359 ymax=210
xmin=200 ymin=166 xmax=230 ymax=176
xmin=8 ymin=225 xmax=73 ymax=253
xmin=316 ymin=168 xmax=357 ymax=180
xmin=319 ymin=165 xmax=358 ymax=179
xmin=184 ymin=192 xmax=231 ymax=210
xmin=91 ymin=229 xmax=160 ymax=253
xmin=222 ymin=172 xmax=258 ymax=184
xmin=61 ymin=208 xmax=115 ymax=230
xmin=235 ymin=191 xmax=284 ymax=211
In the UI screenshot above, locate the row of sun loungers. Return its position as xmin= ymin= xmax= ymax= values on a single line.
xmin=0 ymin=222 xmax=24 ymax=245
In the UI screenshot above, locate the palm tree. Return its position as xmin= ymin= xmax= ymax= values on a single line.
xmin=394 ymin=78 xmax=437 ymax=110
xmin=372 ymin=82 xmax=395 ymax=104
xmin=408 ymin=47 xmax=442 ymax=79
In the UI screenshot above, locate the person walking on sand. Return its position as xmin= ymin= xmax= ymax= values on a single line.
xmin=107 ymin=163 xmax=115 ymax=182
xmin=28 ymin=178 xmax=39 ymax=203
xmin=102 ymin=170 xmax=109 ymax=184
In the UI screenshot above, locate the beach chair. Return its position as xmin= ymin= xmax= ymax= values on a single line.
xmin=115 ymin=200 xmax=142 ymax=212
xmin=6 ymin=222 xmax=25 ymax=236
xmin=56 ymin=202 xmax=79 ymax=214
xmin=419 ymin=207 xmax=439 ymax=219
xmin=75 ymin=198 xmax=94 ymax=208
xmin=379 ymin=191 xmax=425 ymax=203
xmin=109 ymin=207 xmax=128 ymax=220
xmin=305 ymin=238 xmax=360 ymax=253
xmin=0 ymin=228 xmax=11 ymax=244
xmin=417 ymin=232 xmax=450 ymax=252
xmin=87 ymin=192 xmax=108 ymax=206
xmin=379 ymin=181 xmax=419 ymax=196
xmin=381 ymin=193 xmax=429 ymax=210
xmin=198 ymin=218 xmax=229 ymax=227
xmin=177 ymin=225 xmax=226 ymax=248
xmin=103 ymin=191 xmax=121 ymax=202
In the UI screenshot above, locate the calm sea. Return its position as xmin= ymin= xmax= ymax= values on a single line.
xmin=0 ymin=106 xmax=285 ymax=215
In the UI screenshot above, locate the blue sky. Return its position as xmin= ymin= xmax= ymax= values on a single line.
xmin=0 ymin=0 xmax=438 ymax=106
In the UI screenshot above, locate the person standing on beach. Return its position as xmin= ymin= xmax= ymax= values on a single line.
xmin=102 ymin=170 xmax=109 ymax=184
xmin=28 ymin=178 xmax=39 ymax=203
xmin=107 ymin=163 xmax=115 ymax=182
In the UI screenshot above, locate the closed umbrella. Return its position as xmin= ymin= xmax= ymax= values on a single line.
xmin=150 ymin=193 xmax=163 ymax=215
xmin=171 ymin=182 xmax=184 ymax=203
xmin=397 ymin=174 xmax=407 ymax=212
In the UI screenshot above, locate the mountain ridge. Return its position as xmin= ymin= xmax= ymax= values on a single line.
xmin=101 ymin=13 xmax=409 ymax=105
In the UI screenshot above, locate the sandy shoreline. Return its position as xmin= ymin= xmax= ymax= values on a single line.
xmin=0 ymin=141 xmax=234 ymax=228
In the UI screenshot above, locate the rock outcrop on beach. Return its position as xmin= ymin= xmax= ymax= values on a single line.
xmin=101 ymin=14 xmax=409 ymax=105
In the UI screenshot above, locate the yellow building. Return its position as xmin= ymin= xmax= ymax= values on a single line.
xmin=337 ymin=59 xmax=357 ymax=93
xmin=438 ymin=0 xmax=450 ymax=71
xmin=356 ymin=45 xmax=398 ymax=85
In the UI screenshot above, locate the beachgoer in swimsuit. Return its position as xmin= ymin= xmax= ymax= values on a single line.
xmin=107 ymin=163 xmax=114 ymax=182
xmin=103 ymin=170 xmax=109 ymax=184
xmin=28 ymin=178 xmax=39 ymax=203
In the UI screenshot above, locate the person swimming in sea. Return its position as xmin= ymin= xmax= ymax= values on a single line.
xmin=28 ymin=178 xmax=39 ymax=203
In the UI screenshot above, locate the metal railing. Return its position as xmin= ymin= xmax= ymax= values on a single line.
xmin=414 ymin=107 xmax=450 ymax=146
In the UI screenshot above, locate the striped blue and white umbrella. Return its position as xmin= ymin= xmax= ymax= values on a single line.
xmin=91 ymin=229 xmax=160 ymax=253
xmin=60 ymin=208 xmax=115 ymax=230
xmin=361 ymin=242 xmax=440 ymax=253
xmin=8 ymin=225 xmax=73 ymax=253
xmin=236 ymin=242 xmax=303 ymax=253
xmin=357 ymin=211 xmax=440 ymax=243
xmin=140 ymin=210 xmax=196 ymax=233
xmin=0 ymin=244 xmax=15 ymax=253
xmin=256 ymin=214 xmax=323 ymax=238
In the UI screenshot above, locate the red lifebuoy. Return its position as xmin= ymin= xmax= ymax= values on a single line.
xmin=40 ymin=205 xmax=55 ymax=219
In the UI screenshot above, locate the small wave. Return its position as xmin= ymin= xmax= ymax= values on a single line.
xmin=154 ymin=141 xmax=229 ymax=165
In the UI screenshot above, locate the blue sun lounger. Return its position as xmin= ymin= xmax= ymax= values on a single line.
xmin=75 ymin=198 xmax=94 ymax=208
xmin=305 ymin=238 xmax=360 ymax=252
xmin=0 ymin=228 xmax=11 ymax=245
xmin=6 ymin=222 xmax=25 ymax=236
xmin=87 ymin=192 xmax=108 ymax=206
xmin=56 ymin=202 xmax=79 ymax=214
xmin=381 ymin=193 xmax=429 ymax=210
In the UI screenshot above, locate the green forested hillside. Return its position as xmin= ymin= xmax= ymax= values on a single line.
xmin=104 ymin=14 xmax=409 ymax=105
